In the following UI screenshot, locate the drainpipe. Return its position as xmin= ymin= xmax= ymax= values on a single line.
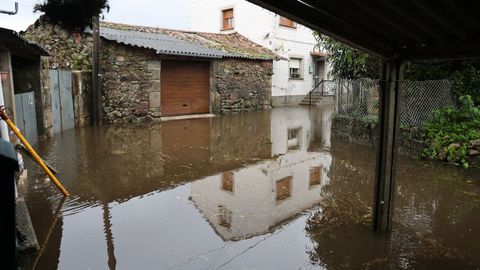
xmin=0 ymin=2 xmax=18 ymax=15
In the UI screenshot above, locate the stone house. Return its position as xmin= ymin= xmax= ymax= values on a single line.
xmin=25 ymin=20 xmax=277 ymax=123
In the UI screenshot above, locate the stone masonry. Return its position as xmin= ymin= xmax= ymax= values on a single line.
xmin=100 ymin=41 xmax=160 ymax=123
xmin=24 ymin=20 xmax=274 ymax=123
xmin=25 ymin=18 xmax=93 ymax=70
xmin=213 ymin=59 xmax=272 ymax=114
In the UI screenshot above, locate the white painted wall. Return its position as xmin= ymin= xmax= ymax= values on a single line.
xmin=190 ymin=152 xmax=331 ymax=241
xmin=188 ymin=0 xmax=324 ymax=98
xmin=190 ymin=107 xmax=332 ymax=240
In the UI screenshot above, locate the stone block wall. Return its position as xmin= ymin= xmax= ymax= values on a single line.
xmin=331 ymin=115 xmax=480 ymax=165
xmin=25 ymin=18 xmax=93 ymax=70
xmin=24 ymin=20 xmax=274 ymax=123
xmin=213 ymin=59 xmax=272 ymax=114
xmin=331 ymin=115 xmax=426 ymax=156
xmin=100 ymin=41 xmax=161 ymax=123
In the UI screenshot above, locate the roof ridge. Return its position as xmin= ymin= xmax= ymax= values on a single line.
xmin=100 ymin=21 xmax=238 ymax=36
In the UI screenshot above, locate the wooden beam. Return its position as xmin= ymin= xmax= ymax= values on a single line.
xmin=373 ymin=59 xmax=403 ymax=232
xmin=400 ymin=40 xmax=480 ymax=60
xmin=302 ymin=0 xmax=409 ymax=45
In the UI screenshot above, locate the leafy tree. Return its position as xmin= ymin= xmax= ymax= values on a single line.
xmin=314 ymin=33 xmax=380 ymax=79
xmin=34 ymin=0 xmax=110 ymax=31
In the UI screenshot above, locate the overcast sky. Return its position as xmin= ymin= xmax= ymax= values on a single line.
xmin=1 ymin=0 xmax=189 ymax=32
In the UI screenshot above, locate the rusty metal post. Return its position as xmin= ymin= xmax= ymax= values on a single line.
xmin=92 ymin=16 xmax=100 ymax=125
xmin=372 ymin=59 xmax=404 ymax=232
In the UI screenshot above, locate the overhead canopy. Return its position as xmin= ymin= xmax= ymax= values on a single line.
xmin=0 ymin=27 xmax=49 ymax=59
xmin=247 ymin=0 xmax=480 ymax=60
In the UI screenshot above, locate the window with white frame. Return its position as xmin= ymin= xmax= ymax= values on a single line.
xmin=289 ymin=58 xmax=302 ymax=79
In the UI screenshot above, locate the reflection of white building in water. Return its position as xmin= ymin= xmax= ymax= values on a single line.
xmin=190 ymin=107 xmax=332 ymax=241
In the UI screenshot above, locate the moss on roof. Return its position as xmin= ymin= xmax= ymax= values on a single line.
xmin=100 ymin=21 xmax=278 ymax=60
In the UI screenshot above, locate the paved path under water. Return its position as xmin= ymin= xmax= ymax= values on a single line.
xmin=19 ymin=106 xmax=480 ymax=269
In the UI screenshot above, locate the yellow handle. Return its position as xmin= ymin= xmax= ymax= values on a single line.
xmin=1 ymin=109 xmax=70 ymax=196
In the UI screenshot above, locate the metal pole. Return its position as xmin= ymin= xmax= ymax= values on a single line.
xmin=0 ymin=108 xmax=70 ymax=196
xmin=0 ymin=2 xmax=18 ymax=15
xmin=0 ymin=82 xmax=9 ymax=140
xmin=372 ymin=59 xmax=403 ymax=232
xmin=92 ymin=16 xmax=100 ymax=125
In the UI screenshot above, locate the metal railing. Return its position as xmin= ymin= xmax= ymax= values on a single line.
xmin=307 ymin=80 xmax=336 ymax=105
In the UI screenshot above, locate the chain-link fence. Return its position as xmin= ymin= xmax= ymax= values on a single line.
xmin=333 ymin=79 xmax=455 ymax=127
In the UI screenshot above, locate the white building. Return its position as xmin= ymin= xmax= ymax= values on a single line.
xmin=188 ymin=0 xmax=330 ymax=106
xmin=190 ymin=107 xmax=332 ymax=240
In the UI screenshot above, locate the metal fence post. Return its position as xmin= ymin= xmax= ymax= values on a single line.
xmin=373 ymin=59 xmax=404 ymax=232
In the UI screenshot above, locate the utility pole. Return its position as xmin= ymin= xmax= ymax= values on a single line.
xmin=92 ymin=16 xmax=101 ymax=125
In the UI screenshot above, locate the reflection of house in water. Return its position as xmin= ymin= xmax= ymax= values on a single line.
xmin=190 ymin=107 xmax=332 ymax=241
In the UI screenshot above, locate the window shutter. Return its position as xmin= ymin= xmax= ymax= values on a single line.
xmin=289 ymin=58 xmax=300 ymax=69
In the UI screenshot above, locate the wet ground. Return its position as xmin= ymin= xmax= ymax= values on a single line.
xmin=18 ymin=105 xmax=480 ymax=270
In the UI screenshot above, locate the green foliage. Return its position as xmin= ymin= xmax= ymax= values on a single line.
xmin=313 ymin=33 xmax=380 ymax=79
xmin=359 ymin=115 xmax=378 ymax=128
xmin=270 ymin=97 xmax=275 ymax=108
xmin=34 ymin=0 xmax=109 ymax=31
xmin=71 ymin=52 xmax=90 ymax=70
xmin=422 ymin=96 xmax=480 ymax=168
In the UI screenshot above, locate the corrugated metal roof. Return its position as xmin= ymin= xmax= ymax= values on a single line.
xmin=99 ymin=27 xmax=226 ymax=58
xmin=98 ymin=22 xmax=278 ymax=60
xmin=0 ymin=27 xmax=49 ymax=56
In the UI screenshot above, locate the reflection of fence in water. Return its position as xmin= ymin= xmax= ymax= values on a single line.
xmin=334 ymin=79 xmax=454 ymax=127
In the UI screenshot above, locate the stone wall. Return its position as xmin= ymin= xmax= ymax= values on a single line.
xmin=332 ymin=115 xmax=480 ymax=165
xmin=24 ymin=18 xmax=93 ymax=70
xmin=24 ymin=21 xmax=274 ymax=123
xmin=213 ymin=59 xmax=272 ymax=114
xmin=332 ymin=115 xmax=427 ymax=156
xmin=100 ymin=41 xmax=160 ymax=123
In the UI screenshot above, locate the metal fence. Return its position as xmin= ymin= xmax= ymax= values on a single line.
xmin=334 ymin=79 xmax=455 ymax=127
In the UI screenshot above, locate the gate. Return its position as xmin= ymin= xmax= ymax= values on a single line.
xmin=50 ymin=70 xmax=74 ymax=133
xmin=14 ymin=91 xmax=38 ymax=144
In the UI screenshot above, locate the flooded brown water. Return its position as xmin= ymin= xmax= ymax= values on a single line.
xmin=18 ymin=106 xmax=480 ymax=270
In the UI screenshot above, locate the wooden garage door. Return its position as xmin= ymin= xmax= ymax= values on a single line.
xmin=161 ymin=61 xmax=210 ymax=116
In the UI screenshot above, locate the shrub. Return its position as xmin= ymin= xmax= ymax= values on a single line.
xmin=422 ymin=95 xmax=480 ymax=167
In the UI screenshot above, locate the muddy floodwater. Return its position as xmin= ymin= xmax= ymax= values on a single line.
xmin=19 ymin=106 xmax=480 ymax=270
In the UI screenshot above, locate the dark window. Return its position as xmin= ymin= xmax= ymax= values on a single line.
xmin=289 ymin=58 xmax=302 ymax=79
xmin=279 ymin=16 xmax=297 ymax=28
xmin=222 ymin=9 xmax=234 ymax=30
xmin=218 ymin=205 xmax=232 ymax=229
xmin=221 ymin=171 xmax=234 ymax=193
xmin=276 ymin=176 xmax=292 ymax=201
xmin=287 ymin=128 xmax=301 ymax=149
xmin=309 ymin=166 xmax=322 ymax=187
